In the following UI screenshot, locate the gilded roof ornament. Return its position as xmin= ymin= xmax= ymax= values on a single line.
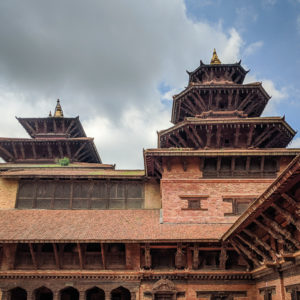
xmin=210 ymin=48 xmax=221 ymax=65
xmin=54 ymin=99 xmax=64 ymax=118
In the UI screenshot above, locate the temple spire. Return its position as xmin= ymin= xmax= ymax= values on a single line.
xmin=210 ymin=48 xmax=221 ymax=65
xmin=54 ymin=99 xmax=64 ymax=118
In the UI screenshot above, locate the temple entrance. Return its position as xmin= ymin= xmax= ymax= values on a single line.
xmin=9 ymin=287 xmax=27 ymax=300
xmin=86 ymin=287 xmax=105 ymax=300
xmin=60 ymin=287 xmax=79 ymax=300
xmin=110 ymin=287 xmax=131 ymax=300
xmin=35 ymin=287 xmax=53 ymax=300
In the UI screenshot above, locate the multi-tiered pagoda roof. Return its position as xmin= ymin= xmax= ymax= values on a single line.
xmin=0 ymin=100 xmax=101 ymax=163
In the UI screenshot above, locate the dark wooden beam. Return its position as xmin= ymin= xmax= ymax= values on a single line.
xmin=261 ymin=213 xmax=300 ymax=249
xmin=100 ymin=243 xmax=106 ymax=269
xmin=66 ymin=120 xmax=75 ymax=133
xmin=193 ymin=243 xmax=199 ymax=269
xmin=206 ymin=126 xmax=213 ymax=148
xmin=0 ymin=145 xmax=14 ymax=160
xmin=234 ymin=126 xmax=240 ymax=147
xmin=253 ymin=127 xmax=277 ymax=148
xmin=281 ymin=193 xmax=299 ymax=209
xmin=184 ymin=127 xmax=198 ymax=148
xmin=175 ymin=131 xmax=188 ymax=147
xmin=243 ymin=229 xmax=276 ymax=260
xmin=237 ymin=92 xmax=253 ymax=110
xmin=58 ymin=143 xmax=64 ymax=158
xmin=246 ymin=125 xmax=255 ymax=147
xmin=20 ymin=143 xmax=25 ymax=160
xmin=232 ymin=238 xmax=261 ymax=267
xmin=73 ymin=142 xmax=87 ymax=159
xmin=254 ymin=219 xmax=282 ymax=241
xmin=190 ymin=126 xmax=204 ymax=147
xmin=32 ymin=143 xmax=37 ymax=159
xmin=230 ymin=240 xmax=251 ymax=270
xmin=77 ymin=243 xmax=84 ymax=269
xmin=237 ymin=234 xmax=269 ymax=262
xmin=52 ymin=243 xmax=61 ymax=269
xmin=272 ymin=203 xmax=300 ymax=231
xmin=66 ymin=142 xmax=72 ymax=158
xmin=47 ymin=143 xmax=53 ymax=158
xmin=168 ymin=134 xmax=180 ymax=147
xmin=12 ymin=142 xmax=18 ymax=158
xmin=29 ymin=243 xmax=38 ymax=269
xmin=216 ymin=125 xmax=222 ymax=148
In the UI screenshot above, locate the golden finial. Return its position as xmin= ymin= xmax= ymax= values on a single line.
xmin=210 ymin=48 xmax=221 ymax=65
xmin=54 ymin=99 xmax=64 ymax=117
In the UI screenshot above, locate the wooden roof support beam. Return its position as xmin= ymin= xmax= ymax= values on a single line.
xmin=208 ymin=90 xmax=213 ymax=109
xmin=12 ymin=142 xmax=17 ymax=158
xmin=261 ymin=213 xmax=300 ymax=249
xmin=76 ymin=148 xmax=90 ymax=160
xmin=0 ymin=145 xmax=14 ymax=160
xmin=253 ymin=127 xmax=277 ymax=148
xmin=230 ymin=239 xmax=251 ymax=270
xmin=144 ymin=243 xmax=151 ymax=269
xmin=31 ymin=143 xmax=37 ymax=159
xmin=66 ymin=142 xmax=72 ymax=158
xmin=20 ymin=143 xmax=25 ymax=160
xmin=185 ymin=97 xmax=197 ymax=114
xmin=66 ymin=120 xmax=75 ymax=133
xmin=193 ymin=243 xmax=199 ymax=269
xmin=237 ymin=92 xmax=253 ymax=110
xmin=216 ymin=125 xmax=222 ymax=148
xmin=100 ymin=243 xmax=106 ymax=269
xmin=219 ymin=246 xmax=227 ymax=270
xmin=77 ymin=243 xmax=84 ymax=269
xmin=206 ymin=126 xmax=213 ymax=148
xmin=272 ymin=203 xmax=300 ymax=231
xmin=234 ymin=90 xmax=240 ymax=107
xmin=175 ymin=131 xmax=188 ymax=147
xmin=253 ymin=219 xmax=282 ymax=241
xmin=52 ymin=243 xmax=61 ymax=269
xmin=154 ymin=159 xmax=163 ymax=175
xmin=264 ymin=131 xmax=282 ymax=148
xmin=29 ymin=243 xmax=38 ymax=270
xmin=47 ymin=143 xmax=53 ymax=158
xmin=184 ymin=127 xmax=198 ymax=148
xmin=179 ymin=103 xmax=193 ymax=116
xmin=234 ymin=126 xmax=240 ymax=147
xmin=58 ymin=142 xmax=64 ymax=158
xmin=190 ymin=92 xmax=206 ymax=111
xmin=22 ymin=120 xmax=36 ymax=135
xmin=190 ymin=126 xmax=204 ymax=147
xmin=237 ymin=234 xmax=269 ymax=262
xmin=281 ymin=193 xmax=299 ymax=209
xmin=73 ymin=142 xmax=87 ymax=159
xmin=232 ymin=237 xmax=261 ymax=267
xmin=165 ymin=135 xmax=177 ymax=147
xmin=243 ymin=229 xmax=277 ymax=261
xmin=246 ymin=125 xmax=254 ymax=147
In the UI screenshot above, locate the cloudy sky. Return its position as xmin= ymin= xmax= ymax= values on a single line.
xmin=0 ymin=0 xmax=299 ymax=168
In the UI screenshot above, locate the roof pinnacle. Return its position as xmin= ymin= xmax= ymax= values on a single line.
xmin=54 ymin=99 xmax=64 ymax=118
xmin=210 ymin=48 xmax=221 ymax=65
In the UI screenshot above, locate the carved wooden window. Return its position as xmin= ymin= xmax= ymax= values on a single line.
xmin=259 ymin=286 xmax=275 ymax=300
xmin=180 ymin=195 xmax=208 ymax=211
xmin=202 ymin=157 xmax=278 ymax=178
xmin=17 ymin=179 xmax=144 ymax=209
xmin=223 ymin=197 xmax=256 ymax=216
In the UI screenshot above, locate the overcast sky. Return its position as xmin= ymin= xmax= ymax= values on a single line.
xmin=0 ymin=0 xmax=299 ymax=168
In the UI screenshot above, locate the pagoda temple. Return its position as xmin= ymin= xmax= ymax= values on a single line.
xmin=0 ymin=51 xmax=299 ymax=300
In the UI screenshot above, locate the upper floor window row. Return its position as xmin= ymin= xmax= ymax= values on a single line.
xmin=16 ymin=179 xmax=144 ymax=209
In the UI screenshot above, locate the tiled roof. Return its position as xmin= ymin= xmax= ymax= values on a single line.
xmin=0 ymin=210 xmax=230 ymax=242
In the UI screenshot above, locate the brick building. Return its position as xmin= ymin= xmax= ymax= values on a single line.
xmin=0 ymin=50 xmax=299 ymax=300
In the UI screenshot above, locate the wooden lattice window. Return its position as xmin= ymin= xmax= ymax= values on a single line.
xmin=17 ymin=179 xmax=144 ymax=209
xmin=223 ymin=196 xmax=256 ymax=216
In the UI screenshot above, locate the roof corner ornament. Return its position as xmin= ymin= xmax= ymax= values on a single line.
xmin=210 ymin=48 xmax=221 ymax=65
xmin=48 ymin=111 xmax=52 ymax=117
xmin=54 ymin=99 xmax=64 ymax=118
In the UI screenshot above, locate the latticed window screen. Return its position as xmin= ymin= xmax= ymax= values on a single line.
xmin=17 ymin=179 xmax=144 ymax=209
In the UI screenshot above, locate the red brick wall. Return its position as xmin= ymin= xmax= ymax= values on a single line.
xmin=161 ymin=158 xmax=273 ymax=224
